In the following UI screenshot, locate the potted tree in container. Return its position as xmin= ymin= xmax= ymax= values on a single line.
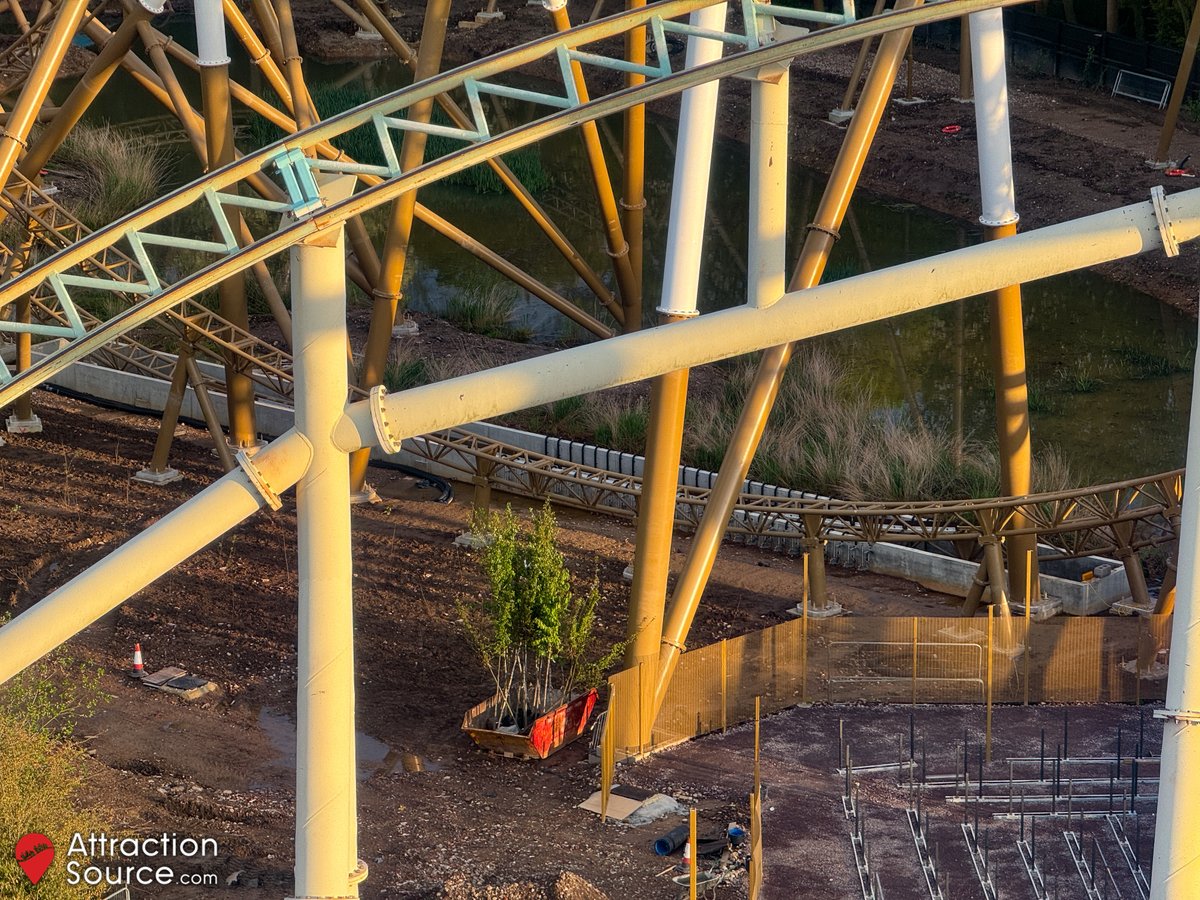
xmin=457 ymin=503 xmax=623 ymax=759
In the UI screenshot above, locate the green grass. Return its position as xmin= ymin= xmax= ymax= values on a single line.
xmin=683 ymin=349 xmax=1077 ymax=502
xmin=1112 ymin=344 xmax=1190 ymax=379
xmin=0 ymin=640 xmax=112 ymax=899
xmin=1055 ymin=358 xmax=1105 ymax=394
xmin=53 ymin=125 xmax=168 ymax=229
xmin=444 ymin=281 xmax=530 ymax=342
xmin=381 ymin=345 xmax=428 ymax=392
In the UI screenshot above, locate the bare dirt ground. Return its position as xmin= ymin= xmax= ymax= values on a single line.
xmin=1 ymin=390 xmax=960 ymax=898
xmin=1 ymin=4 xmax=1188 ymax=898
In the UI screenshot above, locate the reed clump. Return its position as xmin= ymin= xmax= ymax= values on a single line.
xmin=55 ymin=124 xmax=167 ymax=229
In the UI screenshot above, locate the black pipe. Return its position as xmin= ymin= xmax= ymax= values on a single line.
xmin=652 ymin=824 xmax=689 ymax=856
xmin=1040 ymin=727 xmax=1045 ymax=782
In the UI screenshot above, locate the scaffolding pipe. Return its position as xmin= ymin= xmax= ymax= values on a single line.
xmin=290 ymin=175 xmax=361 ymax=898
xmin=0 ymin=430 xmax=313 ymax=686
xmin=971 ymin=6 xmax=1038 ymax=606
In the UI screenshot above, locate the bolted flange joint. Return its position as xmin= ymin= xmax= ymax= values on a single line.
xmin=369 ymin=385 xmax=402 ymax=455
xmin=236 ymin=448 xmax=285 ymax=511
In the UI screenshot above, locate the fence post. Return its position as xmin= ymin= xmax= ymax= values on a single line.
xmin=720 ymin=638 xmax=728 ymax=733
xmin=801 ymin=553 xmax=810 ymax=703
xmin=601 ymin=680 xmax=615 ymax=821
xmin=689 ymin=807 xmax=697 ymax=900
xmin=986 ymin=605 xmax=995 ymax=763
xmin=754 ymin=695 xmax=761 ymax=794
xmin=637 ymin=661 xmax=646 ymax=757
xmin=1024 ymin=548 xmax=1032 ymax=705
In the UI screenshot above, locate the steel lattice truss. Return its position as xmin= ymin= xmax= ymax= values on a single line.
xmin=406 ymin=429 xmax=1182 ymax=560
xmin=0 ymin=0 xmax=1182 ymax=564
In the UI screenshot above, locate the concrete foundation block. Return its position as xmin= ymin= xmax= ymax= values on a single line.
xmin=392 ymin=318 xmax=420 ymax=338
xmin=454 ymin=532 xmax=491 ymax=550
xmin=6 ymin=413 xmax=42 ymax=433
xmin=827 ymin=107 xmax=854 ymax=125
xmin=788 ymin=600 xmax=844 ymax=618
xmin=133 ymin=467 xmax=183 ymax=485
xmin=1010 ymin=596 xmax=1063 ymax=622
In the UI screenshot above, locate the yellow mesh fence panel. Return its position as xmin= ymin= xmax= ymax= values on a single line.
xmin=609 ymin=612 xmax=1170 ymax=757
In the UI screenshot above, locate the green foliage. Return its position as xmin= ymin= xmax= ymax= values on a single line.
xmin=1147 ymin=0 xmax=1191 ymax=47
xmin=0 ymin=633 xmax=112 ymax=899
xmin=54 ymin=125 xmax=168 ymax=229
xmin=381 ymin=345 xmax=429 ymax=392
xmin=683 ymin=348 xmax=1077 ymax=502
xmin=1112 ymin=344 xmax=1190 ymax=379
xmin=0 ymin=644 xmax=109 ymax=741
xmin=1055 ymin=357 xmax=1105 ymax=394
xmin=457 ymin=504 xmax=623 ymax=726
xmin=0 ymin=719 xmax=110 ymax=899
xmin=309 ymin=84 xmax=387 ymax=167
xmin=590 ymin=397 xmax=648 ymax=453
xmin=424 ymin=107 xmax=552 ymax=195
xmin=444 ymin=281 xmax=530 ymax=342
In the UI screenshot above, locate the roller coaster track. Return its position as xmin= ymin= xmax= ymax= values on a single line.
xmin=1 ymin=172 xmax=296 ymax=402
xmin=0 ymin=0 xmax=1031 ymax=410
xmin=11 ymin=167 xmax=1176 ymax=559
xmin=0 ymin=0 xmax=1181 ymax=563
xmin=402 ymin=429 xmax=1181 ymax=560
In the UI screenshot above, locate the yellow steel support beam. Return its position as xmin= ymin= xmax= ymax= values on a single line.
xmin=349 ymin=0 xmax=451 ymax=497
xmin=649 ymin=0 xmax=927 ymax=716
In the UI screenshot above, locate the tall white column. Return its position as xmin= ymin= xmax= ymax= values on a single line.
xmin=290 ymin=176 xmax=360 ymax=900
xmin=1150 ymin=313 xmax=1200 ymax=899
xmin=748 ymin=66 xmax=789 ymax=308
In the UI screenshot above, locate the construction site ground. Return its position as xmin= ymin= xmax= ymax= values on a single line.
xmin=0 ymin=3 xmax=1190 ymax=897
xmin=1 ymin=389 xmax=1167 ymax=900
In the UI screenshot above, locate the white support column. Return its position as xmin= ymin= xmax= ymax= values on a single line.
xmin=748 ymin=65 xmax=789 ymax=308
xmin=969 ymin=7 xmax=1017 ymax=229
xmin=1150 ymin=311 xmax=1200 ymax=899
xmin=289 ymin=176 xmax=361 ymax=900
xmin=657 ymin=1 xmax=727 ymax=318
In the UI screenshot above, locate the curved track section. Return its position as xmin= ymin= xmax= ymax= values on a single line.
xmin=0 ymin=0 xmax=1026 ymax=409
xmin=405 ymin=429 xmax=1181 ymax=559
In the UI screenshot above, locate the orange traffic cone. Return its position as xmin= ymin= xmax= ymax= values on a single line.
xmin=682 ymin=841 xmax=692 ymax=871
xmin=129 ymin=643 xmax=145 ymax=679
